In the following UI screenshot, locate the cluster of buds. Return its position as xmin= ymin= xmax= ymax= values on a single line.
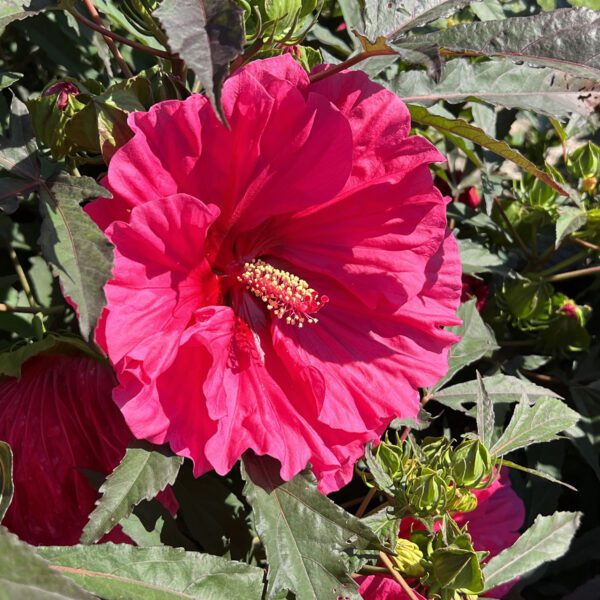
xmin=568 ymin=142 xmax=599 ymax=195
xmin=370 ymin=435 xmax=494 ymax=520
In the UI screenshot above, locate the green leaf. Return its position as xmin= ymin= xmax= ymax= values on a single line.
xmin=457 ymin=238 xmax=506 ymax=274
xmin=0 ymin=442 xmax=13 ymax=522
xmin=0 ymin=334 xmax=98 ymax=378
xmin=364 ymin=442 xmax=395 ymax=495
xmin=37 ymin=173 xmax=113 ymax=340
xmin=555 ymin=206 xmax=587 ymax=247
xmin=154 ymin=0 xmax=244 ymax=118
xmin=0 ymin=526 xmax=93 ymax=600
xmin=0 ymin=0 xmax=71 ymax=31
xmin=567 ymin=385 xmax=600 ymax=480
xmin=0 ymin=96 xmax=40 ymax=214
xmin=394 ymin=58 xmax=600 ymax=119
xmin=0 ymin=72 xmax=21 ymax=90
xmin=81 ymin=445 xmax=184 ymax=544
xmin=490 ymin=395 xmax=581 ymax=457
xmin=434 ymin=299 xmax=499 ymax=390
xmin=414 ymin=8 xmax=600 ymax=79
xmin=362 ymin=0 xmax=472 ymax=42
xmin=497 ymin=458 xmax=577 ymax=491
xmin=432 ymin=374 xmax=561 ymax=412
xmin=408 ymin=104 xmax=569 ymax=196
xmin=475 ymin=372 xmax=494 ymax=447
xmin=242 ymin=455 xmax=383 ymax=600
xmin=482 ymin=511 xmax=582 ymax=590
xmin=37 ymin=544 xmax=265 ymax=600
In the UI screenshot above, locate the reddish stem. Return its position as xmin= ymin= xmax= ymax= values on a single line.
xmin=308 ymin=49 xmax=396 ymax=83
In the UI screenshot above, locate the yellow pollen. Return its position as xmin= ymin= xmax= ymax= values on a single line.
xmin=237 ymin=259 xmax=329 ymax=327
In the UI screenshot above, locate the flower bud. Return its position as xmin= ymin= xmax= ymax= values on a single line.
xmin=421 ymin=436 xmax=453 ymax=470
xmin=407 ymin=467 xmax=448 ymax=514
xmin=448 ymin=490 xmax=478 ymax=513
xmin=393 ymin=538 xmax=425 ymax=577
xmin=569 ymin=142 xmax=600 ymax=180
xmin=42 ymin=80 xmax=80 ymax=111
xmin=451 ymin=440 xmax=492 ymax=489
xmin=376 ymin=441 xmax=405 ymax=481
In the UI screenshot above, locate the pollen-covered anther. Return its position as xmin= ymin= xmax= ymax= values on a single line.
xmin=238 ymin=259 xmax=329 ymax=327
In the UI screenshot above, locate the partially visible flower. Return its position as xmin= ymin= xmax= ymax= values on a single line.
xmin=0 ymin=353 xmax=131 ymax=545
xmin=461 ymin=275 xmax=489 ymax=312
xmin=89 ymin=55 xmax=462 ymax=493
xmin=359 ymin=469 xmax=525 ymax=599
xmin=42 ymin=81 xmax=80 ymax=111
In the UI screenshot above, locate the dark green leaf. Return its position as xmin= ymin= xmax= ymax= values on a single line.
xmin=476 ymin=372 xmax=494 ymax=447
xmin=81 ymin=445 xmax=184 ymax=544
xmin=434 ymin=299 xmax=499 ymax=390
xmin=555 ymin=206 xmax=587 ymax=247
xmin=415 ymin=8 xmax=600 ymax=79
xmin=37 ymin=173 xmax=113 ymax=340
xmin=0 ymin=96 xmax=40 ymax=214
xmin=490 ymin=395 xmax=581 ymax=457
xmin=568 ymin=385 xmax=600 ymax=479
xmin=394 ymin=58 xmax=600 ymax=119
xmin=242 ymin=455 xmax=383 ymax=600
xmin=432 ymin=374 xmax=561 ymax=412
xmin=408 ymin=104 xmax=569 ymax=195
xmin=0 ymin=526 xmax=93 ymax=600
xmin=0 ymin=442 xmax=13 ymax=522
xmin=0 ymin=0 xmax=71 ymax=31
xmin=482 ymin=511 xmax=581 ymax=590
xmin=498 ymin=458 xmax=577 ymax=491
xmin=154 ymin=0 xmax=244 ymax=117
xmin=0 ymin=72 xmax=21 ymax=90
xmin=362 ymin=0 xmax=472 ymax=42
xmin=457 ymin=238 xmax=506 ymax=274
xmin=38 ymin=544 xmax=265 ymax=600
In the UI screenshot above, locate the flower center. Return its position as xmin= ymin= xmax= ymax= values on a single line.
xmin=238 ymin=259 xmax=328 ymax=327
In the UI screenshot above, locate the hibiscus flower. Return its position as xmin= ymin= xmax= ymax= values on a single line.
xmin=87 ymin=55 xmax=462 ymax=492
xmin=0 ymin=352 xmax=131 ymax=545
xmin=358 ymin=469 xmax=526 ymax=599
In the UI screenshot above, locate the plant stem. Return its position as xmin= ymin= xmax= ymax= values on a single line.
xmin=355 ymin=487 xmax=376 ymax=518
xmin=539 ymin=250 xmax=589 ymax=278
xmin=5 ymin=243 xmax=37 ymax=308
xmin=378 ymin=552 xmax=420 ymax=600
xmin=308 ymin=49 xmax=396 ymax=84
xmin=546 ymin=265 xmax=600 ymax=282
xmin=494 ymin=198 xmax=531 ymax=258
xmin=354 ymin=565 xmax=390 ymax=576
xmin=573 ymin=237 xmax=600 ymax=252
xmin=0 ymin=304 xmax=64 ymax=315
xmin=81 ymin=0 xmax=133 ymax=78
xmin=69 ymin=9 xmax=173 ymax=61
xmin=230 ymin=38 xmax=264 ymax=73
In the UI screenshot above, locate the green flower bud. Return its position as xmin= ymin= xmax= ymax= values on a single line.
xmin=393 ymin=538 xmax=425 ymax=578
xmin=451 ymin=440 xmax=492 ymax=489
xmin=569 ymin=142 xmax=600 ymax=180
xmin=376 ymin=440 xmax=405 ymax=481
xmin=421 ymin=436 xmax=453 ymax=470
xmin=448 ymin=490 xmax=478 ymax=513
xmin=407 ymin=467 xmax=448 ymax=514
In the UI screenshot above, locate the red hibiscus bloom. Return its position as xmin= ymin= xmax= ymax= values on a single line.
xmin=359 ymin=469 xmax=525 ymax=599
xmin=461 ymin=274 xmax=490 ymax=311
xmin=87 ymin=55 xmax=461 ymax=492
xmin=0 ymin=352 xmax=131 ymax=545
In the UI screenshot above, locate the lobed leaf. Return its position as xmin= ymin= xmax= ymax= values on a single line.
xmin=81 ymin=445 xmax=184 ymax=545
xmin=0 ymin=0 xmax=71 ymax=31
xmin=432 ymin=374 xmax=561 ymax=412
xmin=394 ymin=58 xmax=600 ymax=119
xmin=38 ymin=544 xmax=265 ymax=600
xmin=0 ymin=526 xmax=92 ymax=600
xmin=154 ymin=0 xmax=244 ymax=119
xmin=408 ymin=104 xmax=569 ymax=195
xmin=490 ymin=395 xmax=581 ymax=457
xmin=413 ymin=8 xmax=600 ymax=80
xmin=434 ymin=299 xmax=498 ymax=390
xmin=242 ymin=454 xmax=383 ymax=600
xmin=37 ymin=173 xmax=113 ymax=340
xmin=475 ymin=373 xmax=494 ymax=447
xmin=483 ymin=511 xmax=582 ymax=590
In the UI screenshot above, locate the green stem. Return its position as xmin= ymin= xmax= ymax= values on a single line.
xmin=494 ymin=198 xmax=531 ymax=258
xmin=5 ymin=243 xmax=37 ymax=308
xmin=0 ymin=304 xmax=64 ymax=315
xmin=539 ymin=250 xmax=589 ymax=277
